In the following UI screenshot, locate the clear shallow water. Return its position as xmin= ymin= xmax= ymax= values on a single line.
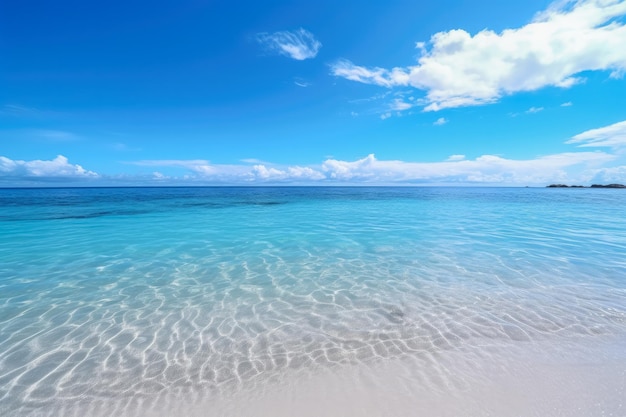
xmin=0 ymin=187 xmax=625 ymax=416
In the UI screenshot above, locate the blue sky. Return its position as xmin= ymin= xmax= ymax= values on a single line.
xmin=1 ymin=0 xmax=626 ymax=186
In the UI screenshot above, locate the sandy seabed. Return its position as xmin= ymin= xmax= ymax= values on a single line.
xmin=145 ymin=335 xmax=625 ymax=417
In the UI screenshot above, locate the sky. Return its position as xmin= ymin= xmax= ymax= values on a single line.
xmin=1 ymin=0 xmax=626 ymax=186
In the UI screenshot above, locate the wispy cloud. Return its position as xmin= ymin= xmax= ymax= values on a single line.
xmin=331 ymin=59 xmax=408 ymax=88
xmin=330 ymin=0 xmax=626 ymax=111
xmin=0 ymin=155 xmax=98 ymax=180
xmin=434 ymin=117 xmax=447 ymax=125
xmin=567 ymin=119 xmax=626 ymax=148
xmin=256 ymin=28 xmax=321 ymax=60
xmin=112 ymin=143 xmax=141 ymax=152
xmin=294 ymin=78 xmax=311 ymax=87
xmin=447 ymin=154 xmax=465 ymax=161
xmin=1 ymin=104 xmax=39 ymax=116
xmin=26 ymin=129 xmax=78 ymax=141
xmin=0 ymin=104 xmax=66 ymax=120
xmin=526 ymin=107 xmax=544 ymax=114
xmin=561 ymin=101 xmax=573 ymax=107
xmin=240 ymin=158 xmax=273 ymax=165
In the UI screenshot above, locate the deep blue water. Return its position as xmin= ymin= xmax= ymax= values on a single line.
xmin=1 ymin=187 xmax=625 ymax=416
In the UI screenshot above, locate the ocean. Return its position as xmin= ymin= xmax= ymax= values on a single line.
xmin=1 ymin=187 xmax=625 ymax=416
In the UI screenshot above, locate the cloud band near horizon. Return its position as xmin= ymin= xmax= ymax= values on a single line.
xmin=3 ymin=118 xmax=626 ymax=186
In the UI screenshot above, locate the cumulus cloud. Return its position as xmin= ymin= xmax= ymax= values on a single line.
xmin=152 ymin=171 xmax=167 ymax=180
xmin=256 ymin=28 xmax=321 ymax=60
xmin=390 ymin=99 xmax=413 ymax=111
xmin=584 ymin=165 xmax=626 ymax=183
xmin=330 ymin=0 xmax=626 ymax=111
xmin=251 ymin=164 xmax=325 ymax=181
xmin=130 ymin=159 xmax=325 ymax=183
xmin=0 ymin=155 xmax=98 ymax=180
xmin=567 ymin=119 xmax=626 ymax=148
xmin=434 ymin=117 xmax=448 ymax=125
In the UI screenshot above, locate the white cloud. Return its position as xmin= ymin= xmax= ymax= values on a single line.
xmin=286 ymin=166 xmax=325 ymax=180
xmin=0 ymin=155 xmax=98 ymax=180
xmin=251 ymin=164 xmax=325 ymax=181
xmin=584 ymin=165 xmax=626 ymax=183
xmin=390 ymin=98 xmax=413 ymax=111
xmin=330 ymin=0 xmax=626 ymax=111
xmin=81 ymin=126 xmax=626 ymax=185
xmin=294 ymin=77 xmax=311 ymax=87
xmin=567 ymin=119 xmax=626 ymax=148
xmin=131 ymin=159 xmax=325 ymax=183
xmin=240 ymin=158 xmax=272 ymax=165
xmin=131 ymin=159 xmax=219 ymax=175
xmin=1 ymin=104 xmax=40 ymax=116
xmin=37 ymin=130 xmax=77 ymax=141
xmin=434 ymin=117 xmax=448 ymax=125
xmin=526 ymin=106 xmax=544 ymax=114
xmin=5 ymin=123 xmax=624 ymax=186
xmin=331 ymin=59 xmax=409 ymax=88
xmin=256 ymin=28 xmax=321 ymax=60
xmin=321 ymin=152 xmax=614 ymax=184
xmin=447 ymin=154 xmax=465 ymax=161
xmin=251 ymin=164 xmax=286 ymax=180
xmin=561 ymin=101 xmax=573 ymax=107
xmin=112 ymin=142 xmax=141 ymax=152
xmin=380 ymin=112 xmax=392 ymax=120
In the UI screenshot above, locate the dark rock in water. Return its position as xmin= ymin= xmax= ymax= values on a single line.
xmin=547 ymin=183 xmax=625 ymax=188
xmin=590 ymin=184 xmax=626 ymax=188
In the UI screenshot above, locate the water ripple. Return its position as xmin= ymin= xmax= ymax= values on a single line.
xmin=1 ymin=187 xmax=625 ymax=416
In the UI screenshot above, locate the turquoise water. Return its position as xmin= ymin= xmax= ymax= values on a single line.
xmin=1 ymin=187 xmax=625 ymax=416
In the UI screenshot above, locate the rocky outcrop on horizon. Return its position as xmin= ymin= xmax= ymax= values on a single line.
xmin=547 ymin=184 xmax=625 ymax=188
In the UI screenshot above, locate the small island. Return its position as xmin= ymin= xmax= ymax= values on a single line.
xmin=547 ymin=184 xmax=626 ymax=188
